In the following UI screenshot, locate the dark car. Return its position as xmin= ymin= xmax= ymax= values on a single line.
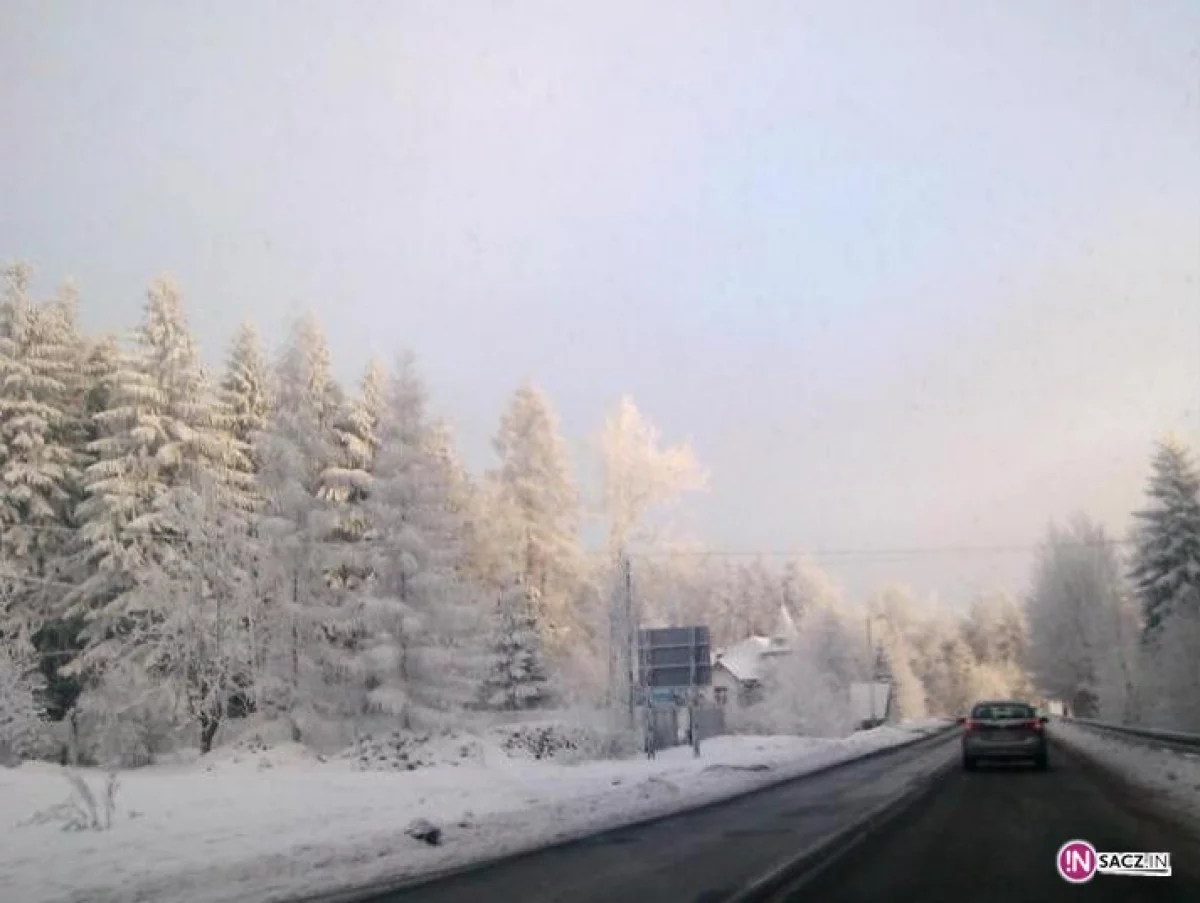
xmin=958 ymin=700 xmax=1049 ymax=771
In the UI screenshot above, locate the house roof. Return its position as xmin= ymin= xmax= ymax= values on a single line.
xmin=714 ymin=635 xmax=791 ymax=684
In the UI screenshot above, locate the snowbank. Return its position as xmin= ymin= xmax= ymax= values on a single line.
xmin=1 ymin=719 xmax=950 ymax=903
xmin=1051 ymin=721 xmax=1200 ymax=830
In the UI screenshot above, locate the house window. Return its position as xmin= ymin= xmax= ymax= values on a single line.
xmin=714 ymin=686 xmax=729 ymax=706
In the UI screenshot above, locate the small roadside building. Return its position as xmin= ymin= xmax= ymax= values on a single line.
xmin=710 ymin=606 xmax=798 ymax=711
xmin=849 ymin=681 xmax=893 ymax=729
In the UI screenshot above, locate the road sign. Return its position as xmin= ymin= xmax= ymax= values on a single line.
xmin=637 ymin=626 xmax=712 ymax=690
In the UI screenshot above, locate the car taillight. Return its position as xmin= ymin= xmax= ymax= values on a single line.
xmin=1025 ymin=719 xmax=1043 ymax=731
xmin=964 ymin=719 xmax=978 ymax=731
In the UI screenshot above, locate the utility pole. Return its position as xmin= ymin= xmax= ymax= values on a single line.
xmin=608 ymin=551 xmax=638 ymax=731
xmin=625 ymin=555 xmax=637 ymax=728
xmin=866 ymin=613 xmax=876 ymax=725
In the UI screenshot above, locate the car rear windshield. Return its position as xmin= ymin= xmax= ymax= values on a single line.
xmin=971 ymin=703 xmax=1035 ymax=720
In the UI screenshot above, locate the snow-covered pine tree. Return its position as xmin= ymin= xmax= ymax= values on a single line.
xmin=483 ymin=577 xmax=550 ymax=711
xmin=0 ymin=265 xmax=82 ymax=642
xmin=1129 ymin=436 xmax=1200 ymax=638
xmin=361 ymin=352 xmax=484 ymax=728
xmin=489 ymin=381 xmax=583 ymax=651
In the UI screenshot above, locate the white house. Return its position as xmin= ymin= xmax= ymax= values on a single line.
xmin=709 ymin=606 xmax=894 ymax=730
xmin=710 ymin=605 xmax=797 ymax=711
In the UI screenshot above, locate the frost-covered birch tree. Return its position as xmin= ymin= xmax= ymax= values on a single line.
xmin=599 ymin=395 xmax=706 ymax=561
xmin=121 ymin=485 xmax=261 ymax=752
xmin=1025 ymin=516 xmax=1126 ymax=717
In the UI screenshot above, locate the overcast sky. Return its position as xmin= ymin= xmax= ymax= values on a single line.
xmin=4 ymin=0 xmax=1199 ymax=607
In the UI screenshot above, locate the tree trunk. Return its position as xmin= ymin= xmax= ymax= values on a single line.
xmin=199 ymin=709 xmax=221 ymax=754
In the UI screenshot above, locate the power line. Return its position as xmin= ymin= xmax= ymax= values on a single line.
xmin=8 ymin=520 xmax=1138 ymax=562
xmin=625 ymin=538 xmax=1136 ymax=562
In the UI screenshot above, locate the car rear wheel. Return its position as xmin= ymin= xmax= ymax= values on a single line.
xmin=962 ymin=754 xmax=977 ymax=771
xmin=1033 ymin=753 xmax=1048 ymax=771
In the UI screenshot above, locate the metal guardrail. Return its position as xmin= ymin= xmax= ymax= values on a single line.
xmin=1060 ymin=716 xmax=1200 ymax=755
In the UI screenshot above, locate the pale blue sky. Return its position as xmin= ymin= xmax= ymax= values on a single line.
xmin=4 ymin=1 xmax=1199 ymax=604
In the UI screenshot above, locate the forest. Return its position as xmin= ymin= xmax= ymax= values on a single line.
xmin=1 ymin=263 xmax=1198 ymax=768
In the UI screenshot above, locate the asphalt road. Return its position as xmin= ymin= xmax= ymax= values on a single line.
xmin=791 ymin=739 xmax=1200 ymax=903
xmin=344 ymin=729 xmax=959 ymax=903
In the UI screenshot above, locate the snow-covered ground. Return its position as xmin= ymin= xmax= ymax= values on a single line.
xmin=1050 ymin=720 xmax=1200 ymax=830
xmin=2 ymin=719 xmax=948 ymax=903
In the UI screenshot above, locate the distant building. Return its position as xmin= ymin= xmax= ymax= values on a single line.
xmin=710 ymin=605 xmax=797 ymax=711
xmin=849 ymin=681 xmax=893 ymax=729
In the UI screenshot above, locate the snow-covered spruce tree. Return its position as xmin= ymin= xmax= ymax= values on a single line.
xmin=66 ymin=279 xmax=246 ymax=687
xmin=290 ymin=359 xmax=389 ymax=726
xmin=253 ymin=313 xmax=346 ymax=737
xmin=361 ymin=352 xmax=485 ymax=729
xmin=1129 ymin=437 xmax=1200 ymax=638
xmin=218 ymin=322 xmax=273 ymax=506
xmin=324 ymin=359 xmax=385 ymax=587
xmin=482 ymin=577 xmax=550 ymax=711
xmin=0 ymin=265 xmax=83 ymax=642
xmin=488 ymin=381 xmax=583 ymax=653
xmin=1129 ymin=437 xmax=1200 ymax=729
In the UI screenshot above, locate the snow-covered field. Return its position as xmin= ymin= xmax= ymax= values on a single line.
xmin=2 ymin=719 xmax=948 ymax=903
xmin=1050 ymin=721 xmax=1200 ymax=830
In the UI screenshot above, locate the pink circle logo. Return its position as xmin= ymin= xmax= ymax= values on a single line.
xmin=1057 ymin=839 xmax=1098 ymax=883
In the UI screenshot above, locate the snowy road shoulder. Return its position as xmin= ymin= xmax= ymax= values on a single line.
xmin=1050 ymin=720 xmax=1200 ymax=833
xmin=1 ymin=720 xmax=950 ymax=903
